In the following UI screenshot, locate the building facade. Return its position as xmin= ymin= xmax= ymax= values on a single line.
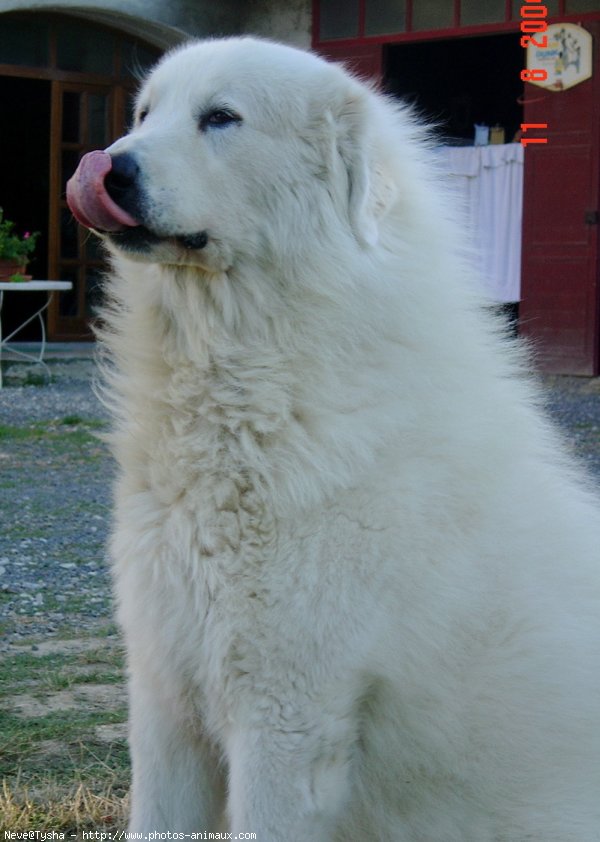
xmin=0 ymin=0 xmax=599 ymax=373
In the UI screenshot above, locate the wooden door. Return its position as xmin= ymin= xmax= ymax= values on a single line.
xmin=519 ymin=21 xmax=600 ymax=375
xmin=48 ymin=82 xmax=117 ymax=340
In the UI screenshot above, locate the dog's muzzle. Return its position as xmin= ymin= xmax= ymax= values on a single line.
xmin=66 ymin=150 xmax=141 ymax=233
xmin=66 ymin=151 xmax=210 ymax=255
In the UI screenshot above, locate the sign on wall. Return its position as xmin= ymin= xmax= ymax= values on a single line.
xmin=526 ymin=23 xmax=592 ymax=91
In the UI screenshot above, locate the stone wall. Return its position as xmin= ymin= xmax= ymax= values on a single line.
xmin=0 ymin=0 xmax=311 ymax=48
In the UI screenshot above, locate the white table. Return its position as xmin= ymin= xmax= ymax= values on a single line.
xmin=0 ymin=280 xmax=73 ymax=387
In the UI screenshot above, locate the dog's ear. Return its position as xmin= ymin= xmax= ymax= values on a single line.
xmin=333 ymin=90 xmax=397 ymax=248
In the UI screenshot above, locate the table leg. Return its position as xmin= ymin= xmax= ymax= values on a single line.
xmin=0 ymin=291 xmax=55 ymax=387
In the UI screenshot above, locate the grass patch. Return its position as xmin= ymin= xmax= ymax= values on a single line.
xmin=0 ymin=400 xmax=124 ymax=829
xmin=0 ymin=424 xmax=47 ymax=442
xmin=0 ymin=634 xmax=129 ymax=827
xmin=0 ymin=647 xmax=124 ymax=700
xmin=0 ymin=418 xmax=110 ymax=468
xmin=0 ymin=418 xmax=107 ymax=443
xmin=1 ymin=707 xmax=126 ymax=762
xmin=0 ymin=652 xmax=76 ymax=697
xmin=0 ymin=779 xmax=128 ymax=833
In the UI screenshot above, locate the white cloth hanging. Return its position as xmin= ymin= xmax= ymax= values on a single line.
xmin=433 ymin=143 xmax=524 ymax=303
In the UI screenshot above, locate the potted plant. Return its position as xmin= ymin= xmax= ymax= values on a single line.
xmin=0 ymin=207 xmax=40 ymax=281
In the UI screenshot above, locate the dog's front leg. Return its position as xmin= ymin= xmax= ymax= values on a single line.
xmin=226 ymin=720 xmax=354 ymax=841
xmin=127 ymin=673 xmax=226 ymax=833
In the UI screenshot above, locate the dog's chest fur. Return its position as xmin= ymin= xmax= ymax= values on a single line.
xmin=109 ymin=337 xmax=381 ymax=744
xmin=112 ymin=364 xmax=277 ymax=713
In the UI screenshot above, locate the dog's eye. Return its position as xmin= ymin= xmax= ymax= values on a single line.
xmin=200 ymin=109 xmax=242 ymax=131
xmin=137 ymin=109 xmax=149 ymax=125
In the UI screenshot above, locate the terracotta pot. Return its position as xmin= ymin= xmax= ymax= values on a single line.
xmin=0 ymin=260 xmax=26 ymax=281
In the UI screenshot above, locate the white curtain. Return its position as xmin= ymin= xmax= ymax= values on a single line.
xmin=433 ymin=143 xmax=524 ymax=303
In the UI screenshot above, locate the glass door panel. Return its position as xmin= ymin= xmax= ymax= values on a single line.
xmin=49 ymin=83 xmax=114 ymax=339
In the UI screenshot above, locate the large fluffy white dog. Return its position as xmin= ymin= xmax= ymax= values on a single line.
xmin=67 ymin=37 xmax=600 ymax=840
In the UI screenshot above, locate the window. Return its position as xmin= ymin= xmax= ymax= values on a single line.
xmin=366 ymin=0 xmax=406 ymax=36
xmin=0 ymin=17 xmax=49 ymax=66
xmin=56 ymin=20 xmax=115 ymax=74
xmin=565 ymin=0 xmax=600 ymax=10
xmin=413 ymin=0 xmax=454 ymax=31
xmin=314 ymin=0 xmax=585 ymax=43
xmin=319 ymin=0 xmax=360 ymax=40
xmin=460 ymin=0 xmax=506 ymax=26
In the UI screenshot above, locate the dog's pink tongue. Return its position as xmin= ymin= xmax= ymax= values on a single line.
xmin=66 ymin=150 xmax=139 ymax=232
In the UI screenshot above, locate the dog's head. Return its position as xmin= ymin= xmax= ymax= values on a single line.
xmin=67 ymin=37 xmax=400 ymax=274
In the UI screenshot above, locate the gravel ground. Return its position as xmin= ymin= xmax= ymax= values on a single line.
xmin=0 ymin=378 xmax=113 ymax=649
xmin=0 ymin=371 xmax=599 ymax=650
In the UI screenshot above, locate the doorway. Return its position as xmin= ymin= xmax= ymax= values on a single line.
xmin=0 ymin=12 xmax=162 ymax=340
xmin=384 ymin=34 xmax=524 ymax=145
xmin=0 ymin=77 xmax=51 ymax=339
xmin=384 ymin=34 xmax=524 ymax=327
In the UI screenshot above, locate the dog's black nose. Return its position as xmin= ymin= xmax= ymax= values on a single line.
xmin=107 ymin=153 xmax=139 ymax=189
xmin=105 ymin=153 xmax=141 ymax=217
xmin=105 ymin=153 xmax=138 ymax=197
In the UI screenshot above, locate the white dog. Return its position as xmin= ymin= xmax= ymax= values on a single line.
xmin=67 ymin=37 xmax=600 ymax=840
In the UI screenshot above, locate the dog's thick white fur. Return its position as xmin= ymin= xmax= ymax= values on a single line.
xmin=98 ymin=37 xmax=600 ymax=840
